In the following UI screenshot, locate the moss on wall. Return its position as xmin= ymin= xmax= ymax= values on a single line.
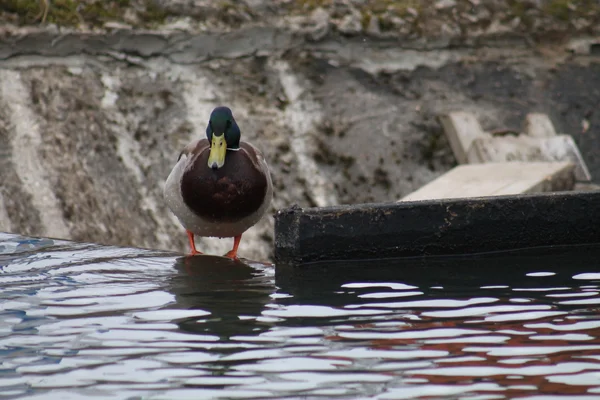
xmin=0 ymin=0 xmax=168 ymax=27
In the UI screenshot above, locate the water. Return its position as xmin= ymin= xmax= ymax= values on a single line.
xmin=1 ymin=232 xmax=600 ymax=399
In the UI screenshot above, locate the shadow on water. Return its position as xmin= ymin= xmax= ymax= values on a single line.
xmin=276 ymin=243 xmax=600 ymax=307
xmin=168 ymin=255 xmax=275 ymax=339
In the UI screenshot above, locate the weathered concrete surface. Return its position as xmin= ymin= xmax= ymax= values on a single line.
xmin=0 ymin=25 xmax=599 ymax=261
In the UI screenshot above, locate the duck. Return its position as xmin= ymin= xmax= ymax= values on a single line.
xmin=163 ymin=106 xmax=273 ymax=259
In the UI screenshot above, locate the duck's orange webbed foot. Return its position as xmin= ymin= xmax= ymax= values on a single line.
xmin=224 ymin=235 xmax=242 ymax=260
xmin=186 ymin=230 xmax=203 ymax=256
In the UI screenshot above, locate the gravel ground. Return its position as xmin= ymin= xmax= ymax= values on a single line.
xmin=1 ymin=0 xmax=599 ymax=41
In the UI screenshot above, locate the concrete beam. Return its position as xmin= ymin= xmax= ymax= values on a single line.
xmin=274 ymin=191 xmax=600 ymax=268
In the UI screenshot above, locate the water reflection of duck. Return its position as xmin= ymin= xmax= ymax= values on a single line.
xmin=164 ymin=106 xmax=273 ymax=259
xmin=168 ymin=255 xmax=275 ymax=339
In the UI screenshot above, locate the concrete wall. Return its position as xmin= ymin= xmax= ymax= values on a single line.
xmin=0 ymin=28 xmax=598 ymax=260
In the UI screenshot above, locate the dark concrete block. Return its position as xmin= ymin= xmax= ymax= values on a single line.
xmin=274 ymin=191 xmax=600 ymax=268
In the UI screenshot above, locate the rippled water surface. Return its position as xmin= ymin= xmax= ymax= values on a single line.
xmin=2 ymin=232 xmax=600 ymax=399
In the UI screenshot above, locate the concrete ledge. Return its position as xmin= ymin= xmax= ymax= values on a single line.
xmin=0 ymin=27 xmax=298 ymax=62
xmin=274 ymin=191 xmax=600 ymax=268
xmin=0 ymin=28 xmax=537 ymax=62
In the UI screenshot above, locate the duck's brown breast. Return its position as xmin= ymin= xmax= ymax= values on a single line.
xmin=180 ymin=143 xmax=268 ymax=223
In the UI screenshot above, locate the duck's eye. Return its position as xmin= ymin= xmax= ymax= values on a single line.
xmin=225 ymin=120 xmax=231 ymax=130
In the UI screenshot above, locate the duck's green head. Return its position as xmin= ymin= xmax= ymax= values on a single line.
xmin=206 ymin=106 xmax=241 ymax=169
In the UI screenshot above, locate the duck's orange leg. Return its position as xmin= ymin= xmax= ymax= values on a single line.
xmin=224 ymin=235 xmax=242 ymax=260
xmin=186 ymin=230 xmax=202 ymax=256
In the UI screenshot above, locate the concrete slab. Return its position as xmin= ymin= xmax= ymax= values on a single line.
xmin=400 ymin=161 xmax=575 ymax=201
xmin=274 ymin=191 xmax=600 ymax=269
xmin=439 ymin=111 xmax=486 ymax=164
xmin=471 ymin=135 xmax=591 ymax=181
xmin=441 ymin=111 xmax=592 ymax=181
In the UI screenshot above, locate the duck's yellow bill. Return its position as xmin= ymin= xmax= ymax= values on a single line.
xmin=208 ymin=134 xmax=226 ymax=169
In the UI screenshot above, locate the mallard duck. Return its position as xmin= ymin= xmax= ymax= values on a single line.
xmin=164 ymin=106 xmax=273 ymax=259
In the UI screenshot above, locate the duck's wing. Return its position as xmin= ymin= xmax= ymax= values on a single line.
xmin=177 ymin=139 xmax=210 ymax=161
xmin=239 ymin=141 xmax=270 ymax=173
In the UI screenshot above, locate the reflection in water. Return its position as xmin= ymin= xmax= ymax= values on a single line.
xmin=1 ymin=232 xmax=600 ymax=399
xmin=274 ymin=245 xmax=600 ymax=398
xmin=169 ymin=255 xmax=275 ymax=339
